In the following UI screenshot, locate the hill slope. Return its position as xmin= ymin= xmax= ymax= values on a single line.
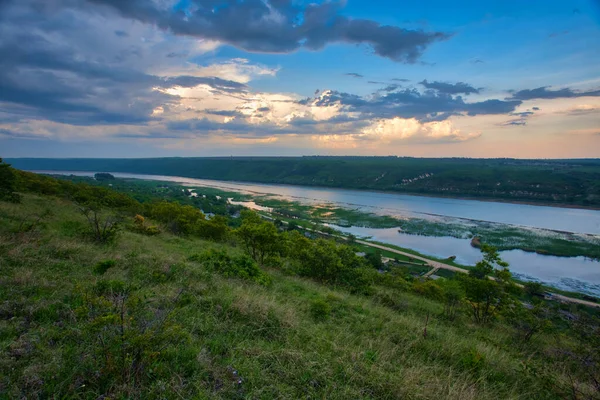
xmin=0 ymin=194 xmax=598 ymax=399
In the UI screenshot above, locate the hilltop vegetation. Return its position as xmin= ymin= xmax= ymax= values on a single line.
xmin=8 ymin=156 xmax=600 ymax=207
xmin=1 ymin=161 xmax=600 ymax=399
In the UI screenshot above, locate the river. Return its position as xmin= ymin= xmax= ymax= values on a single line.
xmin=34 ymin=170 xmax=600 ymax=296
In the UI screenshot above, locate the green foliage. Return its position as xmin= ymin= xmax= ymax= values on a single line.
xmin=438 ymin=279 xmax=465 ymax=320
xmin=413 ymin=280 xmax=444 ymax=301
xmin=461 ymin=349 xmax=486 ymax=372
xmin=93 ymin=259 xmax=117 ymax=275
xmin=365 ymin=250 xmax=384 ymax=270
xmin=94 ymin=172 xmax=115 ymax=180
xmin=504 ymin=303 xmax=552 ymax=343
xmin=197 ymin=215 xmax=229 ymax=241
xmin=461 ymin=245 xmax=515 ymax=324
xmin=12 ymin=156 xmax=600 ymax=206
xmin=79 ymin=205 xmax=120 ymax=243
xmin=190 ymin=249 xmax=271 ymax=285
xmin=235 ymin=210 xmax=280 ymax=263
xmin=131 ymin=214 xmax=161 ymax=236
xmin=0 ymin=158 xmax=21 ymax=203
xmin=286 ymin=235 xmax=374 ymax=294
xmin=309 ymin=298 xmax=332 ymax=321
xmin=524 ymin=281 xmax=544 ymax=297
xmin=148 ymin=201 xmax=205 ymax=235
xmin=3 ymin=170 xmax=600 ymax=399
xmin=72 ymin=283 xmax=188 ymax=396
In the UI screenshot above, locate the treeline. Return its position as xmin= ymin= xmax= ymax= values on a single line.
xmin=8 ymin=156 xmax=600 ymax=207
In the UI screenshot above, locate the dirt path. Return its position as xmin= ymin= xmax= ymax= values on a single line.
xmin=268 ymin=217 xmax=600 ymax=309
xmin=352 ymin=239 xmax=600 ymax=309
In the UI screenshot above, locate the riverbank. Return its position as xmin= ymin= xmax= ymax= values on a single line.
xmin=233 ymin=195 xmax=600 ymax=260
xmin=12 ymin=156 xmax=600 ymax=209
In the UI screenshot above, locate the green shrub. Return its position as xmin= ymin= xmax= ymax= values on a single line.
xmin=132 ymin=214 xmax=161 ymax=236
xmin=309 ymin=298 xmax=332 ymax=321
xmin=93 ymin=259 xmax=117 ymax=275
xmin=372 ymin=290 xmax=408 ymax=312
xmin=190 ymin=249 xmax=271 ymax=285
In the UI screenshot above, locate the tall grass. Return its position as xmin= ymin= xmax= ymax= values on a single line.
xmin=0 ymin=194 xmax=593 ymax=399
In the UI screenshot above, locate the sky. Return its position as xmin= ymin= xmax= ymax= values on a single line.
xmin=1 ymin=0 xmax=599 ymax=158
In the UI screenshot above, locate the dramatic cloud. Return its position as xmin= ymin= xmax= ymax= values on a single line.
xmin=314 ymin=117 xmax=481 ymax=149
xmin=2 ymin=0 xmax=595 ymax=155
xmin=510 ymin=86 xmax=600 ymax=100
xmin=0 ymin=1 xmax=251 ymax=126
xmin=419 ymin=80 xmax=480 ymax=95
xmin=300 ymin=88 xmax=521 ymax=122
xmin=86 ymin=0 xmax=451 ymax=63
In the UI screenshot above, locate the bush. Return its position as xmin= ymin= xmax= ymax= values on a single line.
xmin=132 ymin=214 xmax=161 ymax=236
xmin=190 ymin=249 xmax=271 ymax=285
xmin=372 ymin=290 xmax=408 ymax=312
xmin=309 ymin=298 xmax=332 ymax=321
xmin=0 ymin=158 xmax=21 ymax=203
xmin=93 ymin=259 xmax=117 ymax=275
xmin=412 ymin=280 xmax=443 ymax=301
xmin=79 ymin=206 xmax=120 ymax=243
xmin=524 ymin=281 xmax=543 ymax=297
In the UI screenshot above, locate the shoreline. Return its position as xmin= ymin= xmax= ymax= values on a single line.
xmin=34 ymin=169 xmax=600 ymax=211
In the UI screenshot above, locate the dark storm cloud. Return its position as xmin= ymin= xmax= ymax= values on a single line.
xmin=86 ymin=0 xmax=451 ymax=63
xmin=345 ymin=73 xmax=364 ymax=78
xmin=0 ymin=2 xmax=248 ymax=126
xmin=419 ymin=80 xmax=480 ymax=95
xmin=301 ymin=87 xmax=521 ymax=121
xmin=510 ymin=86 xmax=600 ymax=100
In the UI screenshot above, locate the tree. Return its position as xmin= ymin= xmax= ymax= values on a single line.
xmin=504 ymin=302 xmax=551 ymax=343
xmin=439 ymin=279 xmax=465 ymax=320
xmin=365 ymin=250 xmax=384 ymax=270
xmin=461 ymin=244 xmax=514 ymax=324
xmin=148 ymin=201 xmax=204 ymax=235
xmin=0 ymin=158 xmax=21 ymax=203
xmin=197 ymin=215 xmax=230 ymax=241
xmin=94 ymin=172 xmax=116 ymax=181
xmin=78 ymin=203 xmax=120 ymax=243
xmin=235 ymin=211 xmax=280 ymax=264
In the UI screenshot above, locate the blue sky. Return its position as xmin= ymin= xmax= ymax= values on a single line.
xmin=1 ymin=0 xmax=599 ymax=158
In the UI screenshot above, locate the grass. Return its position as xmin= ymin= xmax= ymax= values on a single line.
xmin=0 ymin=194 xmax=596 ymax=399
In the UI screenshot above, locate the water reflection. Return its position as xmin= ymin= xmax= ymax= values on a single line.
xmin=330 ymin=225 xmax=600 ymax=296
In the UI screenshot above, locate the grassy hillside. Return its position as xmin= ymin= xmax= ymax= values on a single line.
xmin=8 ymin=156 xmax=600 ymax=208
xmin=1 ymin=168 xmax=599 ymax=399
